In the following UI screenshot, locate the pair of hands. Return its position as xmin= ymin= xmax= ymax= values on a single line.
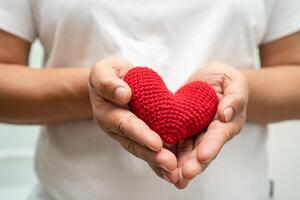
xmin=88 ymin=59 xmax=248 ymax=189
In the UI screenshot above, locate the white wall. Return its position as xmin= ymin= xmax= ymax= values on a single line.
xmin=0 ymin=41 xmax=299 ymax=200
xmin=0 ymin=125 xmax=39 ymax=199
xmin=268 ymin=121 xmax=300 ymax=200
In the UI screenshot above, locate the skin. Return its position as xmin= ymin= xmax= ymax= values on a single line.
xmin=0 ymin=31 xmax=91 ymax=124
xmin=1 ymin=29 xmax=300 ymax=188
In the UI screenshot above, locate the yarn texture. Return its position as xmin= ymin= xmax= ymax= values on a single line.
xmin=123 ymin=67 xmax=218 ymax=144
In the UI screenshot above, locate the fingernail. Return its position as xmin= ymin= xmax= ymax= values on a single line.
xmin=224 ymin=107 xmax=234 ymax=122
xmin=115 ymin=87 xmax=127 ymax=104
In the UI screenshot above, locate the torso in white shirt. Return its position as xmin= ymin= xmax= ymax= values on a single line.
xmin=31 ymin=0 xmax=274 ymax=199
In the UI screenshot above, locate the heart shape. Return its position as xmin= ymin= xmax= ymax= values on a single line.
xmin=123 ymin=67 xmax=218 ymax=144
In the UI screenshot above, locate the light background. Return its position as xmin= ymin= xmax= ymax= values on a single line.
xmin=0 ymin=41 xmax=299 ymax=200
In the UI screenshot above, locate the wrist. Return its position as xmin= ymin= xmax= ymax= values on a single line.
xmin=69 ymin=67 xmax=93 ymax=118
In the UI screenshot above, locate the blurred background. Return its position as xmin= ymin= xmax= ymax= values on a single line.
xmin=0 ymin=41 xmax=299 ymax=200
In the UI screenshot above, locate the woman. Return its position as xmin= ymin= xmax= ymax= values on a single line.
xmin=0 ymin=0 xmax=300 ymax=199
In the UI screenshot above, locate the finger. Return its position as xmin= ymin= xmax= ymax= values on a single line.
xmin=178 ymin=135 xmax=207 ymax=180
xmin=179 ymin=136 xmax=207 ymax=180
xmin=113 ymin=109 xmax=163 ymax=151
xmin=174 ymin=168 xmax=190 ymax=189
xmin=167 ymin=168 xmax=180 ymax=184
xmin=217 ymin=72 xmax=248 ymax=123
xmin=177 ymin=138 xmax=194 ymax=167
xmin=217 ymin=93 xmax=247 ymax=122
xmin=150 ymin=166 xmax=171 ymax=183
xmin=181 ymin=156 xmax=208 ymax=180
xmin=196 ymin=120 xmax=237 ymax=164
xmin=181 ymin=122 xmax=233 ymax=180
xmin=89 ymin=59 xmax=134 ymax=105
xmin=110 ymin=133 xmax=177 ymax=172
xmin=150 ymin=165 xmax=179 ymax=184
xmin=95 ymin=101 xmax=163 ymax=151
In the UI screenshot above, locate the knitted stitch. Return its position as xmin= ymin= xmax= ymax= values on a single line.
xmin=123 ymin=67 xmax=218 ymax=144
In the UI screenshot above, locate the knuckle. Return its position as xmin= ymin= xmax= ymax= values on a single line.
xmin=140 ymin=151 xmax=150 ymax=162
xmin=117 ymin=118 xmax=126 ymax=136
xmin=126 ymin=141 xmax=137 ymax=156
xmin=232 ymin=95 xmax=247 ymax=112
xmin=116 ymin=114 xmax=136 ymax=136
xmin=232 ymin=96 xmax=242 ymax=106
xmin=97 ymin=77 xmax=115 ymax=91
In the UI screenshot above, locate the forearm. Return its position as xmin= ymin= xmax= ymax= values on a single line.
xmin=242 ymin=65 xmax=300 ymax=123
xmin=0 ymin=64 xmax=92 ymax=124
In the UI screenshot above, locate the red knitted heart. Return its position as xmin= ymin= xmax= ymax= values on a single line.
xmin=123 ymin=67 xmax=218 ymax=145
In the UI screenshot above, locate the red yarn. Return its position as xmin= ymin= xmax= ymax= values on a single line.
xmin=123 ymin=67 xmax=218 ymax=145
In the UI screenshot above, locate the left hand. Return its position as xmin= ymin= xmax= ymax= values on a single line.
xmin=174 ymin=61 xmax=249 ymax=189
xmin=88 ymin=59 xmax=179 ymax=184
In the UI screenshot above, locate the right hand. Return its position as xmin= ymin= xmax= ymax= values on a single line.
xmin=174 ymin=62 xmax=249 ymax=189
xmin=88 ymin=59 xmax=179 ymax=184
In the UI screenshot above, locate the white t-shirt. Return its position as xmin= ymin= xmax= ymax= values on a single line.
xmin=1 ymin=0 xmax=300 ymax=199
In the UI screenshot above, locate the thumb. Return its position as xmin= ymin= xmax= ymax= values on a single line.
xmin=217 ymin=94 xmax=247 ymax=122
xmin=89 ymin=59 xmax=133 ymax=106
